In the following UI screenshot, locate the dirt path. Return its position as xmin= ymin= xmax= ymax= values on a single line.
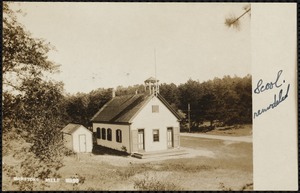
xmin=180 ymin=133 xmax=252 ymax=143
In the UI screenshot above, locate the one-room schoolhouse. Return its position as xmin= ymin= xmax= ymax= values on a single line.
xmin=90 ymin=78 xmax=182 ymax=155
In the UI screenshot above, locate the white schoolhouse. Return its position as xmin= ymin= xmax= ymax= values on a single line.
xmin=91 ymin=78 xmax=182 ymax=155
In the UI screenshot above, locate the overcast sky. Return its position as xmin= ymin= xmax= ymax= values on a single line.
xmin=10 ymin=2 xmax=251 ymax=94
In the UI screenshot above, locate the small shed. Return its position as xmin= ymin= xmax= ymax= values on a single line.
xmin=62 ymin=123 xmax=93 ymax=153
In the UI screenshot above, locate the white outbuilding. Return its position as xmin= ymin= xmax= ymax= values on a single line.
xmin=61 ymin=123 xmax=93 ymax=153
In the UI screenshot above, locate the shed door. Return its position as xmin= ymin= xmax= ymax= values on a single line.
xmin=79 ymin=134 xmax=86 ymax=152
xmin=173 ymin=127 xmax=180 ymax=148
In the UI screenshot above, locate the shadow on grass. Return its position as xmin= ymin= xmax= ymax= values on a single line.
xmin=218 ymin=126 xmax=235 ymax=131
xmin=92 ymin=144 xmax=129 ymax=157
xmin=191 ymin=126 xmax=215 ymax=133
xmin=181 ymin=126 xmax=216 ymax=133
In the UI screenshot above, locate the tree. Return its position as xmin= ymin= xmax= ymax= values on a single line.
xmin=178 ymin=79 xmax=204 ymax=128
xmin=198 ymin=93 xmax=219 ymax=127
xmin=3 ymin=3 xmax=59 ymax=93
xmin=159 ymin=83 xmax=180 ymax=110
xmin=64 ymin=88 xmax=112 ymax=127
xmin=225 ymin=4 xmax=251 ymax=30
xmin=115 ymin=84 xmax=145 ymax=96
xmin=3 ymin=2 xmax=61 ymax=131
xmin=176 ymin=75 xmax=252 ymax=129
xmin=2 ymin=3 xmax=66 ymax=190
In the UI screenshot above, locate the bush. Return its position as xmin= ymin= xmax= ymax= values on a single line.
xmin=63 ymin=147 xmax=76 ymax=157
xmin=134 ymin=174 xmax=182 ymax=191
xmin=240 ymin=183 xmax=253 ymax=191
xmin=117 ymin=164 xmax=153 ymax=180
xmin=219 ymin=182 xmax=232 ymax=191
xmin=116 ymin=166 xmax=137 ymax=180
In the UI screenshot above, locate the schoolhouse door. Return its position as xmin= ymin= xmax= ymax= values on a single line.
xmin=79 ymin=134 xmax=86 ymax=152
xmin=137 ymin=129 xmax=145 ymax=151
xmin=167 ymin=127 xmax=173 ymax=148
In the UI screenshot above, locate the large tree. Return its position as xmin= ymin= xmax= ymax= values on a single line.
xmin=3 ymin=3 xmax=66 ymax=190
xmin=3 ymin=2 xmax=61 ymax=131
xmin=159 ymin=83 xmax=180 ymax=110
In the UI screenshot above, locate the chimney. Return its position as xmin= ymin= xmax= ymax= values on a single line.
xmin=112 ymin=88 xmax=115 ymax=98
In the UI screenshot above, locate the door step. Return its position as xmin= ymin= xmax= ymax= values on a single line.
xmin=131 ymin=149 xmax=187 ymax=159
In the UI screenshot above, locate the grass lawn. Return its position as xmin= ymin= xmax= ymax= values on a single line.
xmin=3 ymin=135 xmax=253 ymax=191
xmin=188 ymin=124 xmax=252 ymax=136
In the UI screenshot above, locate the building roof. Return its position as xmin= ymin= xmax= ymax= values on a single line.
xmin=144 ymin=77 xmax=159 ymax=83
xmin=62 ymin=123 xmax=84 ymax=134
xmin=91 ymin=93 xmax=182 ymax=124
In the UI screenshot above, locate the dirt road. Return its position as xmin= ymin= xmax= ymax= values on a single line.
xmin=180 ymin=133 xmax=252 ymax=143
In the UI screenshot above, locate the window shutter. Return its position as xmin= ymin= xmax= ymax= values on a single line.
xmin=131 ymin=130 xmax=138 ymax=153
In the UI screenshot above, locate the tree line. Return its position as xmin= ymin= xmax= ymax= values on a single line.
xmin=64 ymin=75 xmax=252 ymax=129
xmin=2 ymin=3 xmax=251 ymax=190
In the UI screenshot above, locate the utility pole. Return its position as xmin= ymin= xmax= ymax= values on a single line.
xmin=188 ymin=103 xmax=191 ymax=133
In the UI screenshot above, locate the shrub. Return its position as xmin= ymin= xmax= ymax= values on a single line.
xmin=219 ymin=182 xmax=232 ymax=191
xmin=121 ymin=146 xmax=127 ymax=152
xmin=117 ymin=164 xmax=153 ymax=180
xmin=117 ymin=166 xmax=137 ymax=180
xmin=240 ymin=182 xmax=253 ymax=191
xmin=134 ymin=174 xmax=182 ymax=191
xmin=63 ymin=147 xmax=76 ymax=157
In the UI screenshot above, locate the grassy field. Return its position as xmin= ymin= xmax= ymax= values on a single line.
xmin=3 ymin=133 xmax=253 ymax=191
xmin=188 ymin=124 xmax=252 ymax=136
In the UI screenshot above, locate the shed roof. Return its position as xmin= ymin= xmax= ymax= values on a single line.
xmin=91 ymin=93 xmax=182 ymax=124
xmin=62 ymin=123 xmax=84 ymax=134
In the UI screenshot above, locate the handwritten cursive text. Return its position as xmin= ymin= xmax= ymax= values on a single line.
xmin=254 ymin=70 xmax=284 ymax=94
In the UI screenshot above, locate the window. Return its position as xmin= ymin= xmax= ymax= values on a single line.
xmin=101 ymin=128 xmax=106 ymax=140
xmin=152 ymin=105 xmax=159 ymax=113
xmin=153 ymin=129 xmax=159 ymax=142
xmin=97 ymin=127 xmax=101 ymax=139
xmin=116 ymin=129 xmax=122 ymax=143
xmin=107 ymin=128 xmax=112 ymax=141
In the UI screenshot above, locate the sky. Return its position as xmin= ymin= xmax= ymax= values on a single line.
xmin=10 ymin=2 xmax=251 ymax=94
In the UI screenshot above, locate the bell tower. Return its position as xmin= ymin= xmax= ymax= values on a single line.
xmin=144 ymin=77 xmax=159 ymax=95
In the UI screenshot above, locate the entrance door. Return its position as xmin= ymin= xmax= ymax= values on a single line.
xmin=167 ymin=127 xmax=173 ymax=148
xmin=137 ymin=129 xmax=145 ymax=151
xmin=79 ymin=134 xmax=86 ymax=152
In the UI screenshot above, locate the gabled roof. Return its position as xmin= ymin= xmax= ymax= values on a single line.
xmin=62 ymin=123 xmax=85 ymax=134
xmin=91 ymin=93 xmax=182 ymax=124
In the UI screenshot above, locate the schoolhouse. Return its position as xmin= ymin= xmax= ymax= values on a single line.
xmin=90 ymin=78 xmax=182 ymax=155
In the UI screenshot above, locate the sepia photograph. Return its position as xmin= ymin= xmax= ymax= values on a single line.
xmin=2 ymin=2 xmax=254 ymax=191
